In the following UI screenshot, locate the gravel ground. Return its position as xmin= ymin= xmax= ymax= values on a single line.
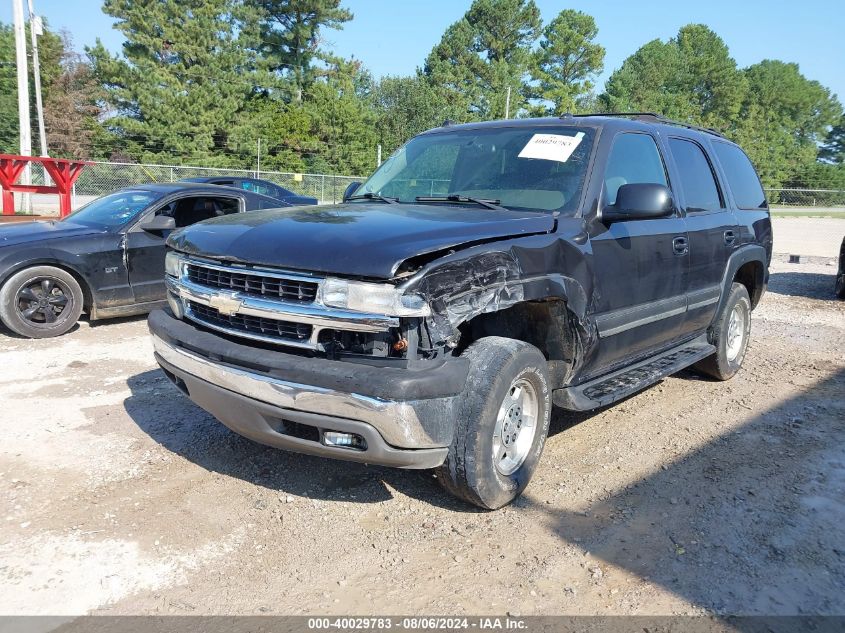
xmin=1 ymin=258 xmax=843 ymax=617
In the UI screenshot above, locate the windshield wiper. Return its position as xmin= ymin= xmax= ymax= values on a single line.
xmin=347 ymin=192 xmax=399 ymax=204
xmin=415 ymin=195 xmax=506 ymax=211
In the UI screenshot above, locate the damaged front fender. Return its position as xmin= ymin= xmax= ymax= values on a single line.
xmin=398 ymin=232 xmax=597 ymax=379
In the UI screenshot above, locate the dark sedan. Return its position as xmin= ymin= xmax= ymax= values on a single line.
xmin=0 ymin=182 xmax=282 ymax=338
xmin=181 ymin=176 xmax=318 ymax=206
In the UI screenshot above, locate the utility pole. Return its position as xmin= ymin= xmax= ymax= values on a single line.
xmin=376 ymin=144 xmax=382 ymax=168
xmin=28 ymin=0 xmax=47 ymax=158
xmin=12 ymin=0 xmax=32 ymax=212
xmin=504 ymin=86 xmax=511 ymax=120
xmin=256 ymin=138 xmax=261 ymax=178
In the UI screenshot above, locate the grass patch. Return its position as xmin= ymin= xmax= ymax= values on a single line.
xmin=771 ymin=210 xmax=845 ymax=218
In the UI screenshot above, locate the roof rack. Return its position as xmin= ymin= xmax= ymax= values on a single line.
xmin=568 ymin=112 xmax=725 ymax=138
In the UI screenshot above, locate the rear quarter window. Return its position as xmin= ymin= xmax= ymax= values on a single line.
xmin=668 ymin=138 xmax=722 ymax=213
xmin=712 ymin=142 xmax=767 ymax=210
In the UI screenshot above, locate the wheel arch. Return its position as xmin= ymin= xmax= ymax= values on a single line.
xmin=458 ymin=297 xmax=587 ymax=389
xmin=0 ymin=258 xmax=94 ymax=314
xmin=714 ymin=245 xmax=768 ymax=318
xmin=734 ymin=259 xmax=765 ymax=309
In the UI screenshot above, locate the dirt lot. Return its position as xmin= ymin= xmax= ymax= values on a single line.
xmin=1 ymin=253 xmax=843 ymax=616
xmin=771 ymin=216 xmax=845 ymax=258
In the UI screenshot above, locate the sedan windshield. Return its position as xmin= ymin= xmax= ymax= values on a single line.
xmin=356 ymin=125 xmax=596 ymax=214
xmin=65 ymin=190 xmax=159 ymax=228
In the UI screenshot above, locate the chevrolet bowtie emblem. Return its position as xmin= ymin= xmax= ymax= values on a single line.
xmin=209 ymin=293 xmax=243 ymax=316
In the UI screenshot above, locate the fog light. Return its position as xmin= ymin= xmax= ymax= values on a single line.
xmin=166 ymin=291 xmax=184 ymax=318
xmin=323 ymin=431 xmax=367 ymax=451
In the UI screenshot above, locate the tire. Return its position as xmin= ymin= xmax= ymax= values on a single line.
xmin=836 ymin=247 xmax=845 ymax=299
xmin=693 ymin=282 xmax=751 ymax=381
xmin=833 ymin=238 xmax=845 ymax=299
xmin=435 ymin=337 xmax=551 ymax=510
xmin=0 ymin=266 xmax=84 ymax=338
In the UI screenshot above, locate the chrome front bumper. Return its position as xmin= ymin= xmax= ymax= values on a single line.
xmin=151 ymin=333 xmax=455 ymax=469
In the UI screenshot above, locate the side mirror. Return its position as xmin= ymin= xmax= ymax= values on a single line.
xmin=603 ymin=183 xmax=675 ymax=223
xmin=139 ymin=215 xmax=176 ymax=233
xmin=342 ymin=181 xmax=362 ymax=202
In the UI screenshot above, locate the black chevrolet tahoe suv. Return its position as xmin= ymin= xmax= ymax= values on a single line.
xmin=149 ymin=113 xmax=773 ymax=509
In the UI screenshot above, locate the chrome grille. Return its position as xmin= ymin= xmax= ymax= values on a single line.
xmin=187 ymin=301 xmax=313 ymax=342
xmin=186 ymin=263 xmax=318 ymax=303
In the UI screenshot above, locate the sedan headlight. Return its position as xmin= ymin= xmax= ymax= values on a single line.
xmin=165 ymin=251 xmax=183 ymax=278
xmin=321 ymin=278 xmax=430 ymax=317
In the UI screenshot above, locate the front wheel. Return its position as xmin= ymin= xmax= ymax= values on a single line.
xmin=0 ymin=266 xmax=84 ymax=338
xmin=436 ymin=337 xmax=551 ymax=510
xmin=693 ymin=282 xmax=751 ymax=380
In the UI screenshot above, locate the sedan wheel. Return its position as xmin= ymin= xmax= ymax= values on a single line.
xmin=16 ymin=278 xmax=72 ymax=327
xmin=0 ymin=266 xmax=84 ymax=338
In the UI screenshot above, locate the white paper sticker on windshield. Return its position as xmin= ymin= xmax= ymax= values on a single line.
xmin=518 ymin=132 xmax=585 ymax=163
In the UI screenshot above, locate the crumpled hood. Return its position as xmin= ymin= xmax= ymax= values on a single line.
xmin=0 ymin=220 xmax=100 ymax=247
xmin=167 ymin=203 xmax=555 ymax=279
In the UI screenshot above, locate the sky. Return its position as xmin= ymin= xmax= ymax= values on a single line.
xmin=2 ymin=0 xmax=843 ymax=103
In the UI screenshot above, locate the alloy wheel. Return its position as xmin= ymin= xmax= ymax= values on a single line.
xmin=15 ymin=277 xmax=73 ymax=328
xmin=492 ymin=378 xmax=539 ymax=476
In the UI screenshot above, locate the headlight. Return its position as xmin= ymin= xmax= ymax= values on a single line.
xmin=321 ymin=278 xmax=430 ymax=317
xmin=165 ymin=251 xmax=183 ymax=278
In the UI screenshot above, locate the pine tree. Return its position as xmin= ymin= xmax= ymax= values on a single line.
xmin=89 ymin=0 xmax=261 ymax=163
xmin=819 ymin=116 xmax=845 ymax=165
xmin=250 ymin=0 xmax=352 ymax=103
xmin=530 ymin=9 xmax=604 ymax=116
xmin=423 ymin=0 xmax=541 ymax=120
xmin=600 ymin=25 xmax=747 ymax=129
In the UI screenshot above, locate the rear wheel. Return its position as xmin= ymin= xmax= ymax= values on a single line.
xmin=0 ymin=266 xmax=84 ymax=338
xmin=436 ymin=337 xmax=551 ymax=510
xmin=693 ymin=282 xmax=751 ymax=380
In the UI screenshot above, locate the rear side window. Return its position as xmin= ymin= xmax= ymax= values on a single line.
xmin=603 ymin=133 xmax=668 ymax=205
xmin=242 ymin=180 xmax=276 ymax=197
xmin=668 ymin=138 xmax=722 ymax=213
xmin=712 ymin=142 xmax=767 ymax=209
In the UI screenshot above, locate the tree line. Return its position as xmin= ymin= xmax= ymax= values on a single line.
xmin=1 ymin=0 xmax=843 ymax=189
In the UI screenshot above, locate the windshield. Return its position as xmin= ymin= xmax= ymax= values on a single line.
xmin=357 ymin=125 xmax=595 ymax=214
xmin=65 ymin=190 xmax=159 ymax=228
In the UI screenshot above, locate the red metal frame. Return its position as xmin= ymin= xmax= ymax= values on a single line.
xmin=0 ymin=154 xmax=89 ymax=218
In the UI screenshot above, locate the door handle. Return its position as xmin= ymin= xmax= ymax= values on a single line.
xmin=724 ymin=230 xmax=737 ymax=245
xmin=672 ymin=236 xmax=688 ymax=256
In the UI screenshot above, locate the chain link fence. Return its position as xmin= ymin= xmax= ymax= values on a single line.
xmin=11 ymin=161 xmax=364 ymax=214
xmin=765 ymin=188 xmax=845 ymax=208
xmin=74 ymin=162 xmax=363 ymax=206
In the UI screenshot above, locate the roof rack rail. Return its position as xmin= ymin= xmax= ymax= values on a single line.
xmin=570 ymin=112 xmax=725 ymax=138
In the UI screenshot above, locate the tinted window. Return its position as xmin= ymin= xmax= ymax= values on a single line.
xmin=712 ymin=142 xmax=767 ymax=209
xmin=669 ymin=138 xmax=722 ymax=213
xmin=242 ymin=180 xmax=277 ymax=197
xmin=166 ymin=196 xmax=240 ymax=227
xmin=604 ymin=133 xmax=668 ymax=205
